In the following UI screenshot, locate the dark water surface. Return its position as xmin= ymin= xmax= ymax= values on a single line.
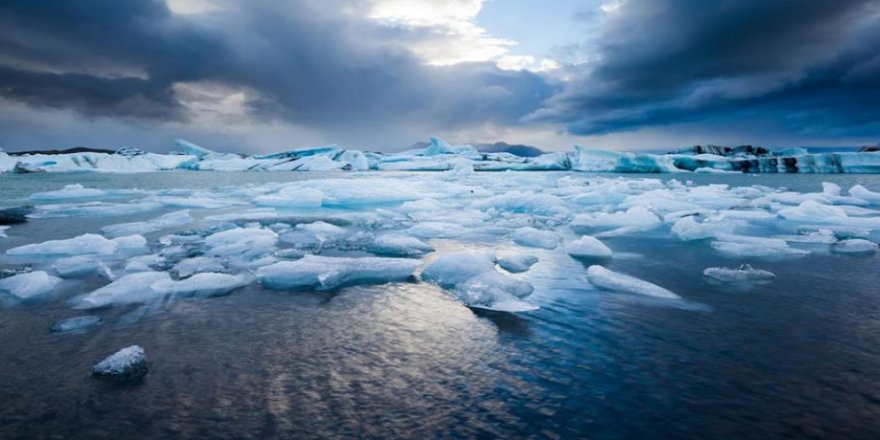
xmin=1 ymin=172 xmax=880 ymax=439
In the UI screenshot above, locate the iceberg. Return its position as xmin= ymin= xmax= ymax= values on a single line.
xmin=703 ymin=265 xmax=776 ymax=283
xmin=421 ymin=251 xmax=537 ymax=312
xmin=0 ymin=271 xmax=62 ymax=300
xmin=256 ymin=255 xmax=419 ymax=290
xmin=92 ymin=345 xmax=148 ymax=378
xmin=586 ymin=265 xmax=679 ymax=299
xmin=571 ymin=206 xmax=661 ymax=231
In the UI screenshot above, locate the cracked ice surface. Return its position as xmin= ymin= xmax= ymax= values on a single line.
xmin=1 ymin=171 xmax=879 ymax=314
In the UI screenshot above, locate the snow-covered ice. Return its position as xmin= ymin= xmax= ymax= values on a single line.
xmin=832 ymin=239 xmax=879 ymax=254
xmin=367 ymin=234 xmax=434 ymax=257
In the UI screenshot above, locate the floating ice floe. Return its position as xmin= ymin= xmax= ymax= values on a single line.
xmin=497 ymin=254 xmax=538 ymax=273
xmin=831 ymin=239 xmax=879 ymax=254
xmin=0 ymin=271 xmax=62 ymax=300
xmin=566 ymin=236 xmax=613 ymax=259
xmin=101 ymin=210 xmax=192 ymax=237
xmin=50 ymin=315 xmax=103 ymax=332
xmin=367 ymin=234 xmax=434 ymax=257
xmin=52 ymin=255 xmax=114 ymax=279
xmin=30 ymin=184 xmax=109 ymax=200
xmin=257 ymin=255 xmax=419 ymax=290
xmin=703 ymin=265 xmax=776 ymax=283
xmin=172 ymin=256 xmax=225 ymax=278
xmin=79 ymin=272 xmax=171 ymax=308
xmin=586 ymin=265 xmax=680 ymax=299
xmin=421 ymin=251 xmax=537 ymax=312
xmin=710 ymin=233 xmax=809 ymax=258
xmin=151 ymin=273 xmax=251 ymax=297
xmin=511 ymin=227 xmax=560 ymax=249
xmin=92 ymin=345 xmax=148 ymax=378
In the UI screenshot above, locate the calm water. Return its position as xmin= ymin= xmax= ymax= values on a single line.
xmin=1 ymin=171 xmax=880 ymax=439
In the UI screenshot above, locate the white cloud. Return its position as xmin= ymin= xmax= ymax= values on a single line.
xmin=368 ymin=0 xmax=558 ymax=70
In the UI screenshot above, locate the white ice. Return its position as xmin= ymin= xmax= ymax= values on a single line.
xmin=101 ymin=210 xmax=192 ymax=237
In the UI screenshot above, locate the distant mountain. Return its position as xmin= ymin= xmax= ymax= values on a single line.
xmin=408 ymin=140 xmax=545 ymax=157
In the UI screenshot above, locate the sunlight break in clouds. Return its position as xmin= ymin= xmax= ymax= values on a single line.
xmin=368 ymin=0 xmax=558 ymax=71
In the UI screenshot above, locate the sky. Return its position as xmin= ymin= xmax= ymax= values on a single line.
xmin=1 ymin=0 xmax=879 ymax=153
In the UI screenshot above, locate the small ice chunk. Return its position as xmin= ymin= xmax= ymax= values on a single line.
xmin=172 ymin=256 xmax=224 ymax=278
xmin=30 ymin=184 xmax=107 ymax=200
xmin=421 ymin=251 xmax=537 ymax=312
xmin=52 ymin=255 xmax=114 ymax=279
xmin=151 ymin=273 xmax=250 ymax=297
xmin=566 ymin=236 xmax=612 ymax=259
xmin=511 ymin=227 xmax=560 ymax=249
xmin=257 ymin=255 xmax=419 ymax=290
xmin=832 ymin=239 xmax=878 ymax=254
xmin=497 ymin=254 xmax=538 ymax=273
xmin=92 ymin=345 xmax=148 ymax=378
xmin=0 ymin=271 xmax=62 ymax=300
xmin=0 ymin=225 xmax=8 ymax=238
xmin=7 ymin=233 xmax=117 ymax=256
xmin=703 ymin=264 xmax=776 ymax=283
xmin=586 ymin=265 xmax=679 ymax=299
xmin=50 ymin=315 xmax=103 ymax=332
xmin=368 ymin=234 xmax=434 ymax=257
xmin=79 ymin=271 xmax=171 ymax=308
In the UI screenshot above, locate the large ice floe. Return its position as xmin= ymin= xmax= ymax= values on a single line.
xmin=1 ymin=168 xmax=879 ymax=317
xmin=3 ymin=137 xmax=880 ymax=174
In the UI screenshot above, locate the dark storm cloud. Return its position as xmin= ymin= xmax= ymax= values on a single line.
xmin=534 ymin=0 xmax=880 ymax=138
xmin=0 ymin=0 xmax=553 ymax=144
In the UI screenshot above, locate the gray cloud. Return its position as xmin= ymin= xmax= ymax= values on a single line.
xmin=531 ymin=0 xmax=880 ymax=140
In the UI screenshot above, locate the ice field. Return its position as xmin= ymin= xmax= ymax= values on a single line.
xmin=1 ymin=170 xmax=880 ymax=438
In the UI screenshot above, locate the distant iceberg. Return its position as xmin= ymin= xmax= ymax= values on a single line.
xmin=5 ymin=137 xmax=878 ymax=174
